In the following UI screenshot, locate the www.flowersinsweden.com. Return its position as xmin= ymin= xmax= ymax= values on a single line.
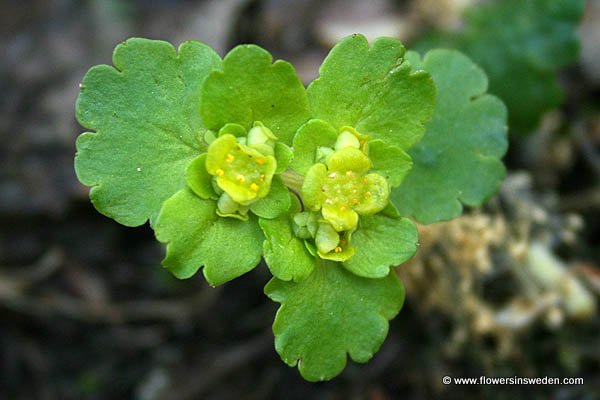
xmin=443 ymin=376 xmax=584 ymax=385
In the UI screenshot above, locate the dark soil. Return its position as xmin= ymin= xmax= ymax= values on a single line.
xmin=1 ymin=1 xmax=598 ymax=399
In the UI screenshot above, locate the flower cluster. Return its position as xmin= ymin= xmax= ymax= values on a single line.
xmin=205 ymin=123 xmax=279 ymax=219
xmin=298 ymin=128 xmax=389 ymax=260
xmin=74 ymin=33 xmax=507 ymax=382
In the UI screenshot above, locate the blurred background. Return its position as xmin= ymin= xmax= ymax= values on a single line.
xmin=1 ymin=0 xmax=599 ymax=399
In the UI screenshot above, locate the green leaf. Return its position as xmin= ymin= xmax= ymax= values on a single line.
xmin=218 ymin=123 xmax=247 ymax=138
xmin=463 ymin=0 xmax=584 ymax=132
xmin=343 ymin=215 xmax=418 ymax=278
xmin=392 ymin=50 xmax=508 ymax=224
xmin=416 ymin=0 xmax=585 ymax=132
xmin=265 ymin=262 xmax=405 ymax=381
xmin=155 ymin=189 xmax=263 ymax=285
xmin=291 ymin=119 xmax=338 ymax=175
xmin=259 ymin=198 xmax=315 ymax=282
xmin=200 ymin=45 xmax=310 ymax=145
xmin=274 ymin=142 xmax=293 ymax=173
xmin=75 ymin=39 xmax=221 ymax=227
xmin=249 ymin=176 xmax=291 ymax=219
xmin=302 ymin=163 xmax=327 ymax=211
xmin=307 ymin=34 xmax=435 ymax=151
xmin=185 ymin=154 xmax=217 ymax=200
xmin=368 ymin=140 xmax=412 ymax=187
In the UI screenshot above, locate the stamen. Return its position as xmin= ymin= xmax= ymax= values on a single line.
xmin=334 ymin=246 xmax=342 ymax=253
xmin=256 ymin=158 xmax=266 ymax=165
xmin=226 ymin=153 xmax=234 ymax=163
xmin=236 ymin=174 xmax=246 ymax=183
xmin=250 ymin=183 xmax=259 ymax=192
xmin=340 ymin=206 xmax=347 ymax=211
xmin=346 ymin=170 xmax=353 ymax=176
xmin=352 ymin=198 xmax=359 ymax=204
xmin=260 ymin=174 xmax=265 ymax=182
xmin=363 ymin=178 xmax=369 ymax=183
xmin=364 ymin=191 xmax=371 ymax=198
xmin=215 ymin=169 xmax=225 ymax=176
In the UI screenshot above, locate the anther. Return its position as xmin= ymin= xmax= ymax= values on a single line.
xmin=250 ymin=183 xmax=259 ymax=192
xmin=364 ymin=191 xmax=371 ymax=198
xmin=256 ymin=158 xmax=265 ymax=165
xmin=215 ymin=169 xmax=225 ymax=176
xmin=236 ymin=174 xmax=246 ymax=183
xmin=352 ymin=198 xmax=359 ymax=204
xmin=346 ymin=170 xmax=353 ymax=176
xmin=334 ymin=246 xmax=342 ymax=253
xmin=260 ymin=174 xmax=265 ymax=182
xmin=340 ymin=206 xmax=347 ymax=211
xmin=226 ymin=153 xmax=234 ymax=163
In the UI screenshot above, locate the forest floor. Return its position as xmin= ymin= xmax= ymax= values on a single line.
xmin=1 ymin=1 xmax=599 ymax=399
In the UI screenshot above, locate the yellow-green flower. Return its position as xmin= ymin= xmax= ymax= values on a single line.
xmin=206 ymin=133 xmax=277 ymax=205
xmin=314 ymin=222 xmax=355 ymax=261
xmin=302 ymin=147 xmax=389 ymax=232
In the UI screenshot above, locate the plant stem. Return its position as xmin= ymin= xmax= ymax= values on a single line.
xmin=280 ymin=169 xmax=305 ymax=194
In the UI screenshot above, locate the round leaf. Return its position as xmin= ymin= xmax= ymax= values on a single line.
xmin=392 ymin=50 xmax=508 ymax=224
xmin=155 ymin=189 xmax=263 ymax=286
xmin=75 ymin=39 xmax=221 ymax=227
xmin=185 ymin=154 xmax=217 ymax=200
xmin=249 ymin=176 xmax=292 ymax=219
xmin=265 ymin=262 xmax=405 ymax=381
xmin=201 ymin=45 xmax=310 ymax=145
xmin=259 ymin=198 xmax=316 ymax=282
xmin=307 ymin=34 xmax=435 ymax=151
xmin=343 ymin=214 xmax=418 ymax=278
xmin=291 ymin=119 xmax=338 ymax=175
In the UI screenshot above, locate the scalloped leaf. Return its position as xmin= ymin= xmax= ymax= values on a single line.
xmin=75 ymin=39 xmax=221 ymax=227
xmin=249 ymin=176 xmax=292 ymax=219
xmin=185 ymin=154 xmax=217 ymax=200
xmin=259 ymin=197 xmax=316 ymax=282
xmin=200 ymin=45 xmax=310 ymax=145
xmin=154 ymin=189 xmax=263 ymax=285
xmin=274 ymin=143 xmax=294 ymax=173
xmin=265 ymin=262 xmax=405 ymax=381
xmin=343 ymin=213 xmax=418 ymax=278
xmin=291 ymin=119 xmax=338 ymax=175
xmin=307 ymin=34 xmax=435 ymax=151
xmin=368 ymin=140 xmax=412 ymax=187
xmin=392 ymin=50 xmax=507 ymax=224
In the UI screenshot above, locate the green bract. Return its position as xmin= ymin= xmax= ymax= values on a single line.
xmin=75 ymin=34 xmax=508 ymax=381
